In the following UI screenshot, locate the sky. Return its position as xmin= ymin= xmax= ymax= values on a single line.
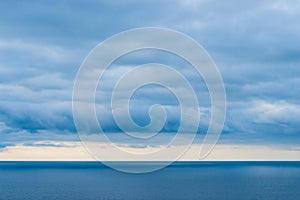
xmin=0 ymin=0 xmax=299 ymax=160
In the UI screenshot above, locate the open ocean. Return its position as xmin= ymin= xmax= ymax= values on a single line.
xmin=0 ymin=161 xmax=299 ymax=200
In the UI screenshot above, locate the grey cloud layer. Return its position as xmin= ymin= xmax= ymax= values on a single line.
xmin=0 ymin=0 xmax=299 ymax=145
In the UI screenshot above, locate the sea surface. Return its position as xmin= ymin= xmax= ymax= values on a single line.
xmin=0 ymin=161 xmax=299 ymax=200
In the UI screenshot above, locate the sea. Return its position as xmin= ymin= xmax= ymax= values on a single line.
xmin=0 ymin=161 xmax=299 ymax=200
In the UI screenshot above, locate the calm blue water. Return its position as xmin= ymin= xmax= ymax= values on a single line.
xmin=0 ymin=161 xmax=299 ymax=200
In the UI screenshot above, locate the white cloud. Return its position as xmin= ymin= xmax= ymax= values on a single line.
xmin=269 ymin=0 xmax=300 ymax=14
xmin=247 ymin=100 xmax=300 ymax=124
xmin=0 ymin=39 xmax=67 ymax=63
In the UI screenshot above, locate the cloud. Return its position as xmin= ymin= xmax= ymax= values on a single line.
xmin=0 ymin=143 xmax=15 ymax=152
xmin=0 ymin=39 xmax=75 ymax=63
xmin=0 ymin=142 xmax=91 ymax=161
xmin=0 ymin=122 xmax=78 ymax=145
xmin=0 ymin=0 xmax=299 ymax=152
xmin=0 ymin=101 xmax=75 ymax=132
xmin=247 ymin=100 xmax=300 ymax=124
xmin=23 ymin=141 xmax=78 ymax=148
xmin=224 ymin=100 xmax=300 ymax=140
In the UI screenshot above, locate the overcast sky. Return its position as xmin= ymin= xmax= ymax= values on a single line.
xmin=0 ymin=0 xmax=299 ymax=159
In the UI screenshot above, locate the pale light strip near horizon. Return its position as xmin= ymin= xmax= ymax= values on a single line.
xmin=1 ymin=142 xmax=299 ymax=161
